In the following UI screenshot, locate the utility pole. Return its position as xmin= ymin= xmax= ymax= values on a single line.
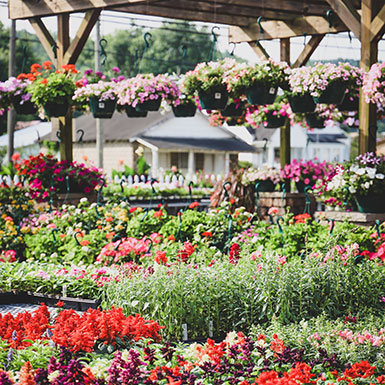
xmin=7 ymin=20 xmax=16 ymax=164
xmin=94 ymin=18 xmax=103 ymax=169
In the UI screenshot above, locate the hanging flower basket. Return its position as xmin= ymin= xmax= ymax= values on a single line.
xmin=355 ymin=193 xmax=385 ymax=213
xmin=89 ymin=97 xmax=116 ymax=119
xmin=265 ymin=112 xmax=285 ymax=128
xmin=288 ymin=93 xmax=316 ymax=113
xmin=338 ymin=95 xmax=359 ymax=111
xmin=12 ymin=98 xmax=37 ymax=115
xmin=245 ymin=85 xmax=277 ymax=106
xmin=172 ymin=102 xmax=197 ymax=117
xmin=43 ymin=101 xmax=69 ymax=118
xmin=305 ymin=112 xmax=326 ymax=128
xmin=221 ymin=102 xmax=245 ymax=117
xmin=125 ymin=105 xmax=148 ymax=118
xmin=313 ymin=81 xmax=347 ymax=105
xmin=255 ymin=179 xmax=275 ymax=192
xmin=198 ymin=88 xmax=228 ymax=110
xmin=136 ymin=98 xmax=162 ymax=112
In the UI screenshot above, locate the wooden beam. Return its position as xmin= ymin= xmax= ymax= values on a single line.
xmin=229 ymin=16 xmax=348 ymax=42
xmin=63 ymin=10 xmax=101 ymax=65
xmin=325 ymin=0 xmax=361 ymax=40
xmin=359 ymin=0 xmax=379 ymax=154
xmin=293 ymin=35 xmax=324 ymax=68
xmin=370 ymin=4 xmax=385 ymax=41
xmin=248 ymin=41 xmax=270 ymax=61
xmin=9 ymin=0 xmax=156 ymax=20
xmin=29 ymin=18 xmax=56 ymax=64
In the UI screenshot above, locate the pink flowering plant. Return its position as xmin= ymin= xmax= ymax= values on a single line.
xmin=281 ymin=158 xmax=334 ymax=188
xmin=14 ymin=153 xmax=104 ymax=201
xmin=245 ymin=101 xmax=291 ymax=127
xmin=289 ymin=62 xmax=361 ymax=98
xmin=363 ymin=62 xmax=385 ymax=110
xmin=116 ymin=73 xmax=180 ymax=108
xmin=241 ymin=165 xmax=282 ymax=184
xmin=0 ymin=77 xmax=34 ymax=115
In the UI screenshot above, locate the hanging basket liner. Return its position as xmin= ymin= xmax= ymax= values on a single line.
xmin=305 ymin=112 xmax=326 ymax=128
xmin=265 ymin=113 xmax=285 ymax=128
xmin=89 ymin=97 xmax=116 ymax=119
xmin=313 ymin=81 xmax=347 ymax=105
xmin=288 ymin=93 xmax=316 ymax=113
xmin=221 ymin=102 xmax=245 ymax=117
xmin=136 ymin=98 xmax=162 ymax=112
xmin=255 ymin=179 xmax=276 ymax=192
xmin=355 ymin=193 xmax=385 ymax=213
xmin=12 ymin=96 xmax=37 ymax=115
xmin=125 ymin=105 xmax=148 ymax=118
xmin=172 ymin=102 xmax=197 ymax=117
xmin=198 ymin=87 xmax=228 ymax=110
xmin=338 ymin=95 xmax=359 ymax=111
xmin=245 ymin=85 xmax=277 ymax=106
xmin=44 ymin=101 xmax=69 ymax=118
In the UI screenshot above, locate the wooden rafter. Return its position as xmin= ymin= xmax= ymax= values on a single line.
xmin=293 ymin=35 xmax=325 ymax=67
xmin=325 ymin=0 xmax=361 ymax=39
xmin=229 ymin=16 xmax=348 ymax=42
xmin=248 ymin=41 xmax=270 ymax=61
xmin=29 ymin=18 xmax=56 ymax=64
xmin=370 ymin=4 xmax=385 ymax=41
xmin=64 ymin=10 xmax=101 ymax=65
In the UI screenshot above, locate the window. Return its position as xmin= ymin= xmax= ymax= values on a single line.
xmin=195 ymin=153 xmax=204 ymax=171
xmin=170 ymin=152 xmax=188 ymax=169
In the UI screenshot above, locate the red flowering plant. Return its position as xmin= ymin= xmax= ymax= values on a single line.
xmin=14 ymin=153 xmax=104 ymax=201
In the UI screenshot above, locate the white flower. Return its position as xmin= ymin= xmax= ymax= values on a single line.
xmin=376 ymin=173 xmax=385 ymax=179
xmin=81 ymin=246 xmax=90 ymax=253
xmin=80 ymin=197 xmax=88 ymax=203
xmin=349 ymin=186 xmax=356 ymax=194
xmin=366 ymin=167 xmax=376 ymax=179
xmin=356 ymin=168 xmax=366 ymax=176
xmin=364 ymin=182 xmax=370 ymax=189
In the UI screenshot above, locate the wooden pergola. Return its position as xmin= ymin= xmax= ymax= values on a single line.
xmin=8 ymin=0 xmax=385 ymax=167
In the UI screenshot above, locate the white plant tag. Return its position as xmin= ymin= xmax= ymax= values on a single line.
xmin=209 ymin=320 xmax=213 ymax=338
xmin=98 ymin=102 xmax=105 ymax=108
xmin=182 ymin=323 xmax=188 ymax=340
xmin=62 ymin=285 xmax=67 ymax=298
xmin=269 ymin=88 xmax=276 ymax=95
xmin=214 ymin=92 xmax=222 ymax=99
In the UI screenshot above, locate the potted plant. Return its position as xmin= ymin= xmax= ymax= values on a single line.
xmin=281 ymin=158 xmax=333 ymax=193
xmin=183 ymin=59 xmax=236 ymax=110
xmin=241 ymin=165 xmax=281 ymax=192
xmin=326 ymin=152 xmax=385 ymax=213
xmin=117 ymin=73 xmax=180 ymax=114
xmin=27 ymin=62 xmax=78 ymax=118
xmin=288 ymin=66 xmax=316 ymax=113
xmin=73 ymin=68 xmax=124 ymax=119
xmin=363 ymin=62 xmax=385 ymax=109
xmin=336 ymin=63 xmax=362 ymax=111
xmin=170 ymin=75 xmax=197 ymax=117
xmin=225 ymin=59 xmax=290 ymax=106
xmin=245 ymin=101 xmax=290 ymax=129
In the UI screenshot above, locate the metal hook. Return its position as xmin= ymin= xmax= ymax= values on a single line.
xmin=348 ymin=31 xmax=352 ymax=43
xmin=211 ymin=26 xmax=220 ymax=43
xmin=181 ymin=44 xmax=187 ymax=59
xmin=36 ymin=130 xmax=41 ymax=148
xmin=263 ymin=138 xmax=268 ymax=152
xmin=257 ymin=16 xmax=265 ymax=34
xmin=51 ymin=44 xmax=58 ymax=59
xmin=144 ymin=32 xmax=152 ymax=48
xmin=223 ymin=181 xmax=231 ymax=200
xmin=326 ymin=10 xmax=333 ymax=28
xmin=74 ymin=230 xmax=82 ymax=246
xmin=77 ymin=129 xmax=84 ymax=143
xmin=145 ymin=237 xmax=153 ymax=254
xmin=56 ymin=130 xmax=62 ymax=143
xmin=303 ymin=33 xmax=307 ymax=47
xmin=99 ymin=38 xmax=108 ymax=67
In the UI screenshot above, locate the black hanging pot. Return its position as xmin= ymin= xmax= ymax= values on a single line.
xmin=265 ymin=112 xmax=285 ymax=128
xmin=44 ymin=101 xmax=69 ymax=117
xmin=305 ymin=112 xmax=326 ymax=128
xmin=255 ymin=179 xmax=275 ymax=192
xmin=221 ymin=102 xmax=245 ymax=117
xmin=338 ymin=95 xmax=359 ymax=111
xmin=89 ymin=97 xmax=116 ymax=119
xmin=245 ymin=84 xmax=277 ymax=106
xmin=136 ymin=98 xmax=162 ymax=112
xmin=355 ymin=193 xmax=385 ymax=213
xmin=125 ymin=105 xmax=148 ymax=118
xmin=12 ymin=95 xmax=37 ymax=115
xmin=198 ymin=87 xmax=228 ymax=110
xmin=226 ymin=117 xmax=242 ymax=126
xmin=313 ymin=81 xmax=347 ymax=105
xmin=172 ymin=102 xmax=197 ymax=117
xmin=288 ymin=93 xmax=316 ymax=113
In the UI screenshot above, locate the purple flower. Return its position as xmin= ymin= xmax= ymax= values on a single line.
xmin=84 ymin=69 xmax=93 ymax=76
xmin=112 ymin=67 xmax=121 ymax=74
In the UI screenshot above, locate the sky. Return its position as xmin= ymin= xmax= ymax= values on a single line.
xmin=0 ymin=5 xmax=384 ymax=65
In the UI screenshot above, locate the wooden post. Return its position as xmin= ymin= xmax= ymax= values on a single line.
xmin=57 ymin=13 xmax=73 ymax=162
xmin=359 ymin=0 xmax=380 ymax=154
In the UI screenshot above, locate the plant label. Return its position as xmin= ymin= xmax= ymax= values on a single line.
xmin=98 ymin=102 xmax=105 ymax=109
xmin=214 ymin=92 xmax=222 ymax=99
xmin=269 ymin=88 xmax=276 ymax=95
xmin=62 ymin=285 xmax=67 ymax=298
xmin=182 ymin=323 xmax=188 ymax=341
xmin=209 ymin=320 xmax=213 ymax=338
